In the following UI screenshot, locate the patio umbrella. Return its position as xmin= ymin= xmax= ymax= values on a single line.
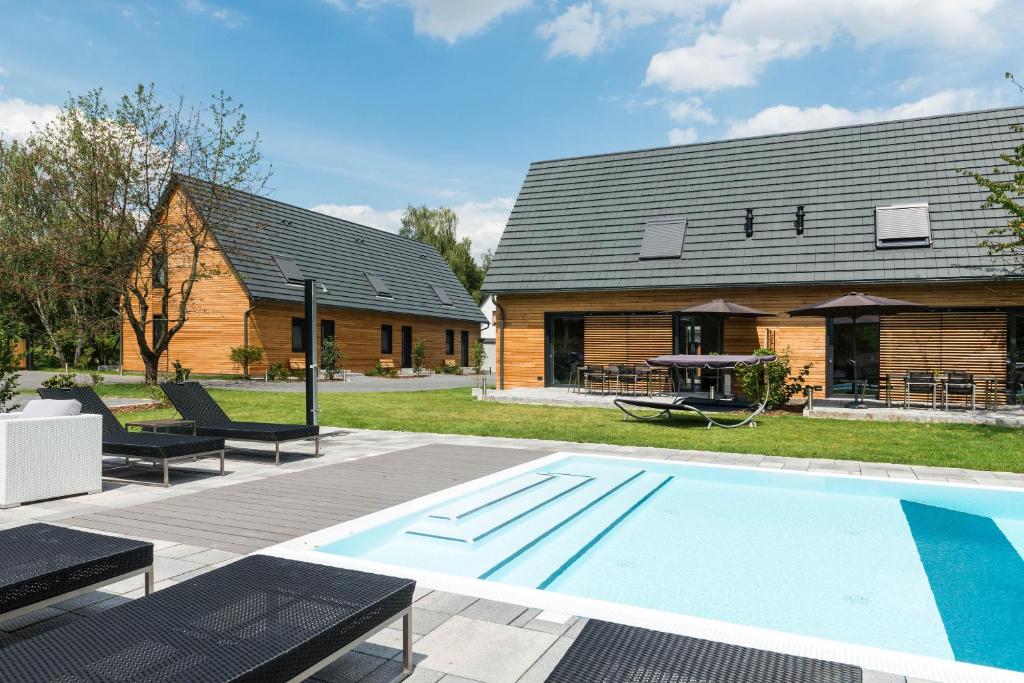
xmin=787 ymin=293 xmax=929 ymax=408
xmin=661 ymin=299 xmax=772 ymax=318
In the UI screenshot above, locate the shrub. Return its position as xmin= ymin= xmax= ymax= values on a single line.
xmin=471 ymin=340 xmax=486 ymax=375
xmin=365 ymin=360 xmax=397 ymax=378
xmin=320 ymin=336 xmax=342 ymax=380
xmin=411 ymin=338 xmax=427 ymax=373
xmin=434 ymin=362 xmax=461 ymax=375
xmin=42 ymin=372 xmax=79 ymax=389
xmin=733 ymin=346 xmax=812 ymax=409
xmin=229 ymin=345 xmax=263 ymax=376
xmin=0 ymin=335 xmax=20 ymax=413
xmin=89 ymin=371 xmax=104 ymax=386
xmin=266 ymin=363 xmax=289 ymax=381
xmin=171 ymin=360 xmax=191 ymax=383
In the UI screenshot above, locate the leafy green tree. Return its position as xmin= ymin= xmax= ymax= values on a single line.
xmin=0 ymin=323 xmax=21 ymax=413
xmin=400 ymin=206 xmax=487 ymax=303
xmin=411 ymin=337 xmax=427 ymax=373
xmin=320 ymin=336 xmax=342 ymax=380
xmin=471 ymin=339 xmax=486 ymax=375
xmin=961 ymin=72 xmax=1024 ymax=275
xmin=229 ymin=344 xmax=264 ymax=378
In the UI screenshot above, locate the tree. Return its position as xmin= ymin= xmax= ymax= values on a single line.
xmin=961 ymin=72 xmax=1024 ymax=275
xmin=0 ymin=320 xmax=21 ymax=413
xmin=399 ymin=206 xmax=487 ymax=303
xmin=0 ymin=84 xmax=269 ymax=383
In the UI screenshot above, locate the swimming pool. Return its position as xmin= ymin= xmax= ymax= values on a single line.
xmin=267 ymin=453 xmax=1024 ymax=682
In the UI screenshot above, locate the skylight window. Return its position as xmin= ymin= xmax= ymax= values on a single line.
xmin=365 ymin=272 xmax=393 ymax=298
xmin=431 ymin=284 xmax=454 ymax=306
xmin=876 ymin=203 xmax=931 ymax=248
xmin=638 ymin=218 xmax=686 ymax=260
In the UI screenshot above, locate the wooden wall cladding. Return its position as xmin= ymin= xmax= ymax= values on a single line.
xmin=880 ymin=312 xmax=1008 ymax=402
xmin=583 ymin=315 xmax=673 ymax=366
xmin=494 ymin=281 xmax=1024 ymax=388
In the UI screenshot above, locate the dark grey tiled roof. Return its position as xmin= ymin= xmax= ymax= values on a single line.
xmin=176 ymin=177 xmax=485 ymax=323
xmin=484 ymin=107 xmax=1024 ymax=294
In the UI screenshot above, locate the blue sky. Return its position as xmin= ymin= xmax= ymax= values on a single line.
xmin=1 ymin=0 xmax=1022 ymax=256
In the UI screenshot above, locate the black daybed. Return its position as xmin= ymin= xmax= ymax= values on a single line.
xmin=0 ymin=523 xmax=153 ymax=624
xmin=0 ymin=555 xmax=416 ymax=683
xmin=38 ymin=386 xmax=225 ymax=487
xmin=160 ymin=381 xmax=321 ymax=465
xmin=546 ymin=620 xmax=862 ymax=683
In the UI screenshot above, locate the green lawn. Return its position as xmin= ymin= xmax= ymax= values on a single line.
xmin=110 ymin=387 xmax=1024 ymax=473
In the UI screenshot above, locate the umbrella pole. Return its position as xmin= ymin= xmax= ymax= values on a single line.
xmin=850 ymin=313 xmax=865 ymax=409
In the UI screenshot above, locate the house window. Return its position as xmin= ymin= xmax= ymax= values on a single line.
xmin=151 ymin=251 xmax=168 ymax=288
xmin=152 ymin=314 xmax=167 ymax=347
xmin=638 ymin=218 xmax=686 ymax=260
xmin=875 ymin=203 xmax=931 ymax=248
xmin=445 ymin=329 xmax=454 ymax=355
xmin=460 ymin=330 xmax=470 ymax=367
xmin=321 ymin=319 xmax=335 ymax=344
xmin=291 ymin=317 xmax=305 ymax=353
xmin=381 ymin=324 xmax=393 ymax=354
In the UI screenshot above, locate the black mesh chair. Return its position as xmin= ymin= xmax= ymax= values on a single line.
xmin=904 ymin=370 xmax=938 ymax=409
xmin=547 ymin=620 xmax=861 ymax=683
xmin=160 ymin=381 xmax=320 ymax=465
xmin=583 ymin=365 xmax=606 ymax=395
xmin=38 ymin=387 xmax=225 ymax=487
xmin=617 ymin=364 xmax=639 ymax=396
xmin=0 ymin=555 xmax=416 ymax=682
xmin=943 ymin=370 xmax=976 ymax=410
xmin=0 ymin=524 xmax=153 ymax=624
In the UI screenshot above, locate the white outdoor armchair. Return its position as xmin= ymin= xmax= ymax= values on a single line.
xmin=0 ymin=413 xmax=102 ymax=508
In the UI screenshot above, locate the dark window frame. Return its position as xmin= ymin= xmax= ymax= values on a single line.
xmin=151 ymin=251 xmax=168 ymax=288
xmin=381 ymin=324 xmax=393 ymax=354
xmin=291 ymin=317 xmax=305 ymax=353
xmin=152 ymin=314 xmax=168 ymax=347
xmin=320 ymin=319 xmax=335 ymax=344
xmin=445 ymin=329 xmax=455 ymax=355
xmin=460 ymin=330 xmax=470 ymax=367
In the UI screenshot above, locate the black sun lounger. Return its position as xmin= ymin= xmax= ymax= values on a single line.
xmin=546 ymin=620 xmax=862 ymax=683
xmin=0 ymin=524 xmax=153 ymax=624
xmin=0 ymin=555 xmax=416 ymax=683
xmin=160 ymin=381 xmax=321 ymax=465
xmin=38 ymin=386 xmax=225 ymax=487
xmin=614 ymin=395 xmax=763 ymax=429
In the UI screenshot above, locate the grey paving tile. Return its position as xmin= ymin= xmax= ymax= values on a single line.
xmin=156 ymin=543 xmax=209 ymax=559
xmin=355 ymin=625 xmax=423 ymax=659
xmin=863 ymin=672 xmax=907 ymax=683
xmin=412 ymin=615 xmax=557 ymax=683
xmin=510 ymin=608 xmax=541 ymax=628
xmin=516 ymin=636 xmax=574 ymax=683
xmin=386 ymin=607 xmax=450 ymax=636
xmin=458 ymin=599 xmax=528 ymax=625
xmin=522 ymin=614 xmax=578 ymax=636
xmin=183 ymin=548 xmax=243 ymax=565
xmin=414 ymin=591 xmax=477 ymax=615
xmin=308 ymin=650 xmax=389 ymax=682
xmin=562 ymin=618 xmax=587 ymax=640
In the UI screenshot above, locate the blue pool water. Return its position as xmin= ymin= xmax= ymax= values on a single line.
xmin=317 ymin=455 xmax=1024 ymax=672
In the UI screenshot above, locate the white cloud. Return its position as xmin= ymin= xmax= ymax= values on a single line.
xmin=0 ymin=66 xmax=6 ymax=76
xmin=181 ymin=0 xmax=246 ymax=28
xmin=311 ymin=197 xmax=514 ymax=256
xmin=645 ymin=0 xmax=1004 ymax=92
xmin=340 ymin=0 xmax=531 ymax=43
xmin=668 ymin=127 xmax=699 ymax=145
xmin=537 ymin=3 xmax=604 ymax=58
xmin=0 ymin=97 xmax=60 ymax=140
xmin=725 ymin=89 xmax=994 ymax=138
xmin=668 ymin=96 xmax=716 ymax=124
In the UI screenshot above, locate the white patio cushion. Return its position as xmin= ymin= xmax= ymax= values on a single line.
xmin=20 ymin=399 xmax=83 ymax=418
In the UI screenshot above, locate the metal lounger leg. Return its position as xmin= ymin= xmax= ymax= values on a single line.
xmin=315 ymin=436 xmax=321 ymax=457
xmin=402 ymin=610 xmax=413 ymax=674
xmin=220 ymin=449 xmax=225 ymax=475
xmin=144 ymin=567 xmax=155 ymax=595
xmin=275 ymin=442 xmax=280 ymax=466
xmin=163 ymin=460 xmax=170 ymax=487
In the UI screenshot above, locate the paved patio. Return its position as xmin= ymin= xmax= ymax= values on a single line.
xmin=2 ymin=428 xmax=1006 ymax=681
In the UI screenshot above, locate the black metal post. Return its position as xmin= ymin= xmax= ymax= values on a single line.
xmin=303 ymin=279 xmax=318 ymax=426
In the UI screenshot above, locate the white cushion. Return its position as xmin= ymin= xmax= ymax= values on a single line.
xmin=19 ymin=399 xmax=83 ymax=418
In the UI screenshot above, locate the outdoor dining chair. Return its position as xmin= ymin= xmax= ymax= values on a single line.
xmin=583 ymin=365 xmax=606 ymax=394
xmin=617 ymin=364 xmax=639 ymax=396
xmin=943 ymin=370 xmax=976 ymax=410
xmin=904 ymin=370 xmax=938 ymax=410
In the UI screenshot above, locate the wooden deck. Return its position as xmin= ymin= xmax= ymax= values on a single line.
xmin=63 ymin=444 xmax=551 ymax=554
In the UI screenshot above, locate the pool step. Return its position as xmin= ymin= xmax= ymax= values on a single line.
xmin=406 ymin=472 xmax=595 ymax=543
xmin=485 ymin=472 xmax=673 ymax=587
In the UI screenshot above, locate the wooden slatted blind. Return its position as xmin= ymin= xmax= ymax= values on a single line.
xmin=879 ymin=312 xmax=1007 ymax=402
xmin=584 ymin=315 xmax=673 ymax=366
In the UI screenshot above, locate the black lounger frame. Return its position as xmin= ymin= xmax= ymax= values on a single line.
xmin=38 ymin=387 xmax=225 ymax=487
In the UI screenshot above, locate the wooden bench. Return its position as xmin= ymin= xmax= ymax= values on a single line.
xmin=288 ymin=358 xmax=305 ymax=374
xmin=443 ymin=359 xmax=462 ymax=374
xmin=378 ymin=358 xmax=397 ymax=371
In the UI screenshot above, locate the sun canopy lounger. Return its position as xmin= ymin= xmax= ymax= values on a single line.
xmin=546 ymin=620 xmax=862 ymax=683
xmin=160 ymin=381 xmax=321 ymax=465
xmin=616 ymin=354 xmax=776 ymax=429
xmin=0 ymin=555 xmax=415 ymax=683
xmin=38 ymin=387 xmax=225 ymax=487
xmin=0 ymin=523 xmax=153 ymax=624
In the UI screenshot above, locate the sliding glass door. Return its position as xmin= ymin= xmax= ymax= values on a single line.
xmin=673 ymin=315 xmax=723 ymax=392
xmin=1010 ymin=313 xmax=1024 ymax=405
xmin=546 ymin=315 xmax=584 ymax=386
xmin=828 ymin=316 xmax=880 ymax=397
